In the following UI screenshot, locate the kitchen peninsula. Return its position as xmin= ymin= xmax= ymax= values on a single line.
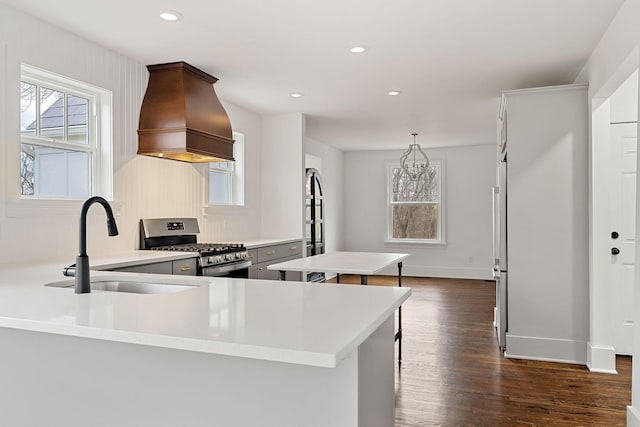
xmin=0 ymin=254 xmax=409 ymax=427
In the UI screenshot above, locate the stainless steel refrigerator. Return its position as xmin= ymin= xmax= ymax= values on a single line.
xmin=492 ymin=154 xmax=507 ymax=349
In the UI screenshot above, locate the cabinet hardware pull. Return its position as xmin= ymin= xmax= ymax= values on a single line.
xmin=266 ymin=250 xmax=275 ymax=255
xmin=247 ymin=255 xmax=253 ymax=259
xmin=180 ymin=266 xmax=191 ymax=271
xmin=290 ymin=246 xmax=297 ymax=250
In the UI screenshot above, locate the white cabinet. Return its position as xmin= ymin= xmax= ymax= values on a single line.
xmin=501 ymin=84 xmax=589 ymax=363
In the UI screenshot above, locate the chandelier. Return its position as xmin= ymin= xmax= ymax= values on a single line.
xmin=392 ymin=133 xmax=432 ymax=202
xmin=399 ymin=133 xmax=429 ymax=180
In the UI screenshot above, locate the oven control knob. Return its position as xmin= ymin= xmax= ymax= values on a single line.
xmin=225 ymin=254 xmax=232 ymax=261
xmin=207 ymin=257 xmax=214 ymax=264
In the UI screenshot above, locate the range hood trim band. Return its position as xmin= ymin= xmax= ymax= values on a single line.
xmin=138 ymin=127 xmax=234 ymax=142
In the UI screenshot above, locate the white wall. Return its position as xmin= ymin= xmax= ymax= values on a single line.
xmin=610 ymin=69 xmax=639 ymax=123
xmin=260 ymin=114 xmax=304 ymax=239
xmin=503 ymin=85 xmax=589 ymax=365
xmin=304 ymin=137 xmax=345 ymax=253
xmin=575 ymin=0 xmax=640 ymax=423
xmin=343 ymin=144 xmax=495 ymax=279
xmin=0 ymin=3 xmax=265 ymax=267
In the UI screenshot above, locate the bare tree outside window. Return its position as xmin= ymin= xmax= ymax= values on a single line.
xmin=20 ymin=146 xmax=35 ymax=195
xmin=393 ymin=204 xmax=438 ymax=239
xmin=20 ymin=82 xmax=37 ymax=195
xmin=389 ymin=163 xmax=442 ymax=241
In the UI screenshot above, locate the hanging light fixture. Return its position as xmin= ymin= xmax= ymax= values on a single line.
xmin=392 ymin=133 xmax=431 ymax=202
xmin=399 ymin=133 xmax=429 ymax=180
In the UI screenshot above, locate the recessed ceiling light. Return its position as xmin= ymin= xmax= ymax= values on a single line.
xmin=290 ymin=93 xmax=303 ymax=98
xmin=160 ymin=10 xmax=183 ymax=21
xmin=388 ymin=91 xmax=401 ymax=96
xmin=350 ymin=46 xmax=366 ymax=54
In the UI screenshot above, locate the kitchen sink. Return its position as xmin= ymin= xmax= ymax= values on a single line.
xmin=45 ymin=279 xmax=199 ymax=294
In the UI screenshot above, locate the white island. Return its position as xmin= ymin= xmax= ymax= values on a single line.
xmin=0 ymin=255 xmax=410 ymax=427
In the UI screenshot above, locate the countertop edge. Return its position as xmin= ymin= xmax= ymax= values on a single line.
xmin=267 ymin=252 xmax=410 ymax=274
xmin=334 ymin=287 xmax=411 ymax=363
xmin=0 ymin=316 xmax=339 ymax=368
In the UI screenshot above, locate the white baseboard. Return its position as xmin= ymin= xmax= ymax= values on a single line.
xmin=628 ymin=406 xmax=640 ymax=427
xmin=586 ymin=342 xmax=617 ymax=374
xmin=505 ymin=334 xmax=587 ymax=365
xmin=374 ymin=265 xmax=493 ymax=280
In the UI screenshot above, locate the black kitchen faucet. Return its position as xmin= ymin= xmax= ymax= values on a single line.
xmin=75 ymin=196 xmax=119 ymax=294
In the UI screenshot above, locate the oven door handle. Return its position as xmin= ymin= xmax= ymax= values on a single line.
xmin=202 ymin=260 xmax=252 ymax=276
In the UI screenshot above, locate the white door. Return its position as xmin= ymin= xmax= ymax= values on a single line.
xmin=611 ymin=122 xmax=637 ymax=355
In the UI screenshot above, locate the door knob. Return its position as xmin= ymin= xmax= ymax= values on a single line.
xmin=612 ymin=247 xmax=620 ymax=255
xmin=612 ymin=231 xmax=619 ymax=239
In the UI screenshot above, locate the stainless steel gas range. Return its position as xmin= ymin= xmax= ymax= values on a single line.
xmin=140 ymin=218 xmax=251 ymax=277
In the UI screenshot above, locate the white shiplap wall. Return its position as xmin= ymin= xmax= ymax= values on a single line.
xmin=0 ymin=3 xmax=263 ymax=267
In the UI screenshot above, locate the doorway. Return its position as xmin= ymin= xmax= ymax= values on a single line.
xmin=610 ymin=121 xmax=637 ymax=356
xmin=590 ymin=66 xmax=639 ymax=372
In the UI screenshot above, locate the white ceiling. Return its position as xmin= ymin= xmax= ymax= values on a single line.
xmin=2 ymin=0 xmax=624 ymax=151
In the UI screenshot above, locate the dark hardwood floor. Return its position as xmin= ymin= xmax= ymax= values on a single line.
xmin=329 ymin=275 xmax=632 ymax=426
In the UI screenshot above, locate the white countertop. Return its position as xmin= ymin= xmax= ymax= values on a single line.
xmin=90 ymin=251 xmax=199 ymax=270
xmin=0 ymin=254 xmax=410 ymax=368
xmin=268 ymin=251 xmax=410 ymax=275
xmin=243 ymin=237 xmax=303 ymax=249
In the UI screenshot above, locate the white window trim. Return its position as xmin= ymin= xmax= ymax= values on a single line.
xmin=204 ymin=132 xmax=245 ymax=210
xmin=384 ymin=159 xmax=446 ymax=246
xmin=6 ymin=64 xmax=115 ymax=217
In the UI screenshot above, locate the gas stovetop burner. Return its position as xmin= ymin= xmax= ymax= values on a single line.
xmin=150 ymin=243 xmax=245 ymax=255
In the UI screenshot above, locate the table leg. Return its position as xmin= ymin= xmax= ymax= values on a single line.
xmin=360 ymin=275 xmax=368 ymax=285
xmin=398 ymin=261 xmax=403 ymax=367
xmin=336 ymin=273 xmax=340 ymax=284
xmin=279 ymin=270 xmax=286 ymax=281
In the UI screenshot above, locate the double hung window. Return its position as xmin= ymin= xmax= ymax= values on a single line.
xmin=387 ymin=160 xmax=445 ymax=244
xmin=19 ymin=64 xmax=112 ymax=199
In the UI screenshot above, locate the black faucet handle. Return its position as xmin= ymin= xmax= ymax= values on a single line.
xmin=63 ymin=263 xmax=76 ymax=277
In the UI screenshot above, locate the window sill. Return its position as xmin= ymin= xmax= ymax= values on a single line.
xmin=384 ymin=239 xmax=447 ymax=247
xmin=5 ymin=197 xmax=124 ymax=218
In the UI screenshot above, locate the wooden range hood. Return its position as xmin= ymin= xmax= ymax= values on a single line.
xmin=137 ymin=61 xmax=234 ymax=163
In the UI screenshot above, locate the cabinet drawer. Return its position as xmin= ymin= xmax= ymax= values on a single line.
xmin=247 ymin=249 xmax=258 ymax=264
xmin=172 ymin=258 xmax=198 ymax=275
xmin=250 ymin=264 xmax=282 ymax=281
xmin=112 ymin=261 xmax=173 ymax=275
xmin=250 ymin=254 xmax=303 ymax=282
xmin=257 ymin=242 xmax=302 ymax=263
